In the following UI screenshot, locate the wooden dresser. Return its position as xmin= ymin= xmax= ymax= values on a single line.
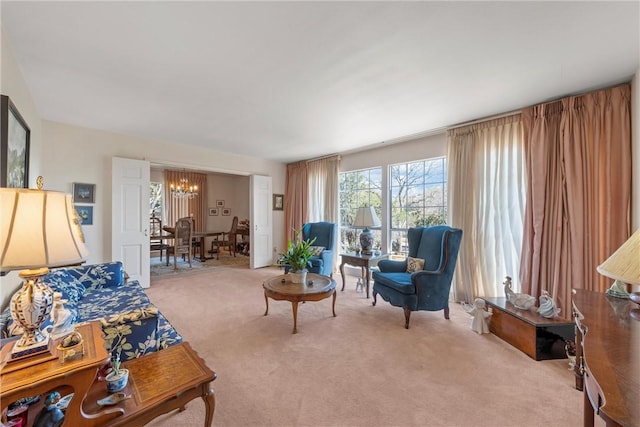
xmin=572 ymin=289 xmax=639 ymax=427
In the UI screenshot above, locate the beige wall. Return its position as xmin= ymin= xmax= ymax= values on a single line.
xmin=41 ymin=120 xmax=287 ymax=265
xmin=0 ymin=29 xmax=45 ymax=307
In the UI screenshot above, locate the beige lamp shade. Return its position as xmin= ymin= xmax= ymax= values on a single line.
xmin=353 ymin=206 xmax=381 ymax=228
xmin=597 ymin=228 xmax=640 ymax=286
xmin=0 ymin=188 xmax=89 ymax=272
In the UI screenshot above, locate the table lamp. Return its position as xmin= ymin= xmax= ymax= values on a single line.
xmin=353 ymin=206 xmax=380 ymax=255
xmin=1 ymin=180 xmax=89 ymax=360
xmin=596 ymin=228 xmax=640 ymax=318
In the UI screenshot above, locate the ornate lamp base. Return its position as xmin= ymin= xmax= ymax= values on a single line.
xmin=9 ymin=267 xmax=54 ymax=360
xmin=359 ymin=228 xmax=374 ymax=255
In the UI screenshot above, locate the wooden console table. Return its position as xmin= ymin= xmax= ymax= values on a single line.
xmin=572 ymin=289 xmax=639 ymax=427
xmin=1 ymin=321 xmax=110 ymax=426
xmin=482 ymin=297 xmax=574 ymax=360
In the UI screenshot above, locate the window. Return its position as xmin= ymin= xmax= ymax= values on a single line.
xmin=338 ymin=168 xmax=382 ymax=253
xmin=389 ymin=157 xmax=447 ymax=256
xmin=150 ymin=182 xmax=163 ymax=218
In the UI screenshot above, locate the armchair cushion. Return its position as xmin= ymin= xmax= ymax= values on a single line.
xmin=406 ymin=257 xmax=425 ymax=273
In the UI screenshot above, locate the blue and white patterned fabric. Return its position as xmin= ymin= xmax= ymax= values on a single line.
xmin=1 ymin=262 xmax=182 ymax=361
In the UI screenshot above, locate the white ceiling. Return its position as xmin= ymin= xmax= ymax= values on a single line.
xmin=2 ymin=1 xmax=638 ymax=163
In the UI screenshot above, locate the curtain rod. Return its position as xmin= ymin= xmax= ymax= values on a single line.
xmin=448 ymin=109 xmax=522 ymax=130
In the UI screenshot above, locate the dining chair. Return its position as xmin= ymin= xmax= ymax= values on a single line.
xmin=166 ymin=217 xmax=193 ymax=269
xmin=149 ymin=214 xmax=169 ymax=262
xmin=220 ymin=216 xmax=239 ymax=257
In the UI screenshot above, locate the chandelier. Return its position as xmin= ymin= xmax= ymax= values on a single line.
xmin=170 ymin=177 xmax=198 ymax=199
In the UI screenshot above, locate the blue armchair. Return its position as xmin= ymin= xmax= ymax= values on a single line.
xmin=372 ymin=226 xmax=463 ymax=329
xmin=301 ymin=221 xmax=337 ymax=277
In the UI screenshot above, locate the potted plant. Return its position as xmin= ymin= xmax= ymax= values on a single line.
xmin=105 ymin=354 xmax=129 ymax=392
xmin=280 ymin=230 xmax=316 ymax=284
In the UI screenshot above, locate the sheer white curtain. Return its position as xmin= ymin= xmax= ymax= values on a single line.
xmin=448 ymin=115 xmax=525 ymax=301
xmin=307 ymin=156 xmax=340 ymax=224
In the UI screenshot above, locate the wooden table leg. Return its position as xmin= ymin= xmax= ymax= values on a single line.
xmin=264 ymin=293 xmax=269 ymax=316
xmin=202 ymin=383 xmax=215 ymax=427
xmin=332 ymin=290 xmax=336 ymax=317
xmin=365 ymin=263 xmax=372 ymax=298
xmin=340 ymin=261 xmax=346 ymax=291
xmin=291 ymin=301 xmax=299 ymax=334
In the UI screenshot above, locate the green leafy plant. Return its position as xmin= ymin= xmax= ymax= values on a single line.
xmin=279 ymin=230 xmax=317 ymax=272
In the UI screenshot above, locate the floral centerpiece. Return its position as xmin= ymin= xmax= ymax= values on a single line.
xmin=279 ymin=230 xmax=316 ymax=284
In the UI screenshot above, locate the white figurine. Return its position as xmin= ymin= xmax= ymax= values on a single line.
xmin=537 ymin=290 xmax=561 ymax=318
xmin=463 ymin=298 xmax=492 ymax=334
xmin=48 ymin=292 xmax=75 ymax=339
xmin=503 ymin=276 xmax=536 ymax=310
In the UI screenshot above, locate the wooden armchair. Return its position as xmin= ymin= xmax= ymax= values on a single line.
xmin=166 ymin=217 xmax=193 ymax=269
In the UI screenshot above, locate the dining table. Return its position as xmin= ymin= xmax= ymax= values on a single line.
xmin=153 ymin=231 xmax=225 ymax=262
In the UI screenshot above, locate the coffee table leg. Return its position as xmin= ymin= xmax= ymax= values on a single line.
xmin=264 ymin=292 xmax=269 ymax=316
xmin=340 ymin=261 xmax=346 ymax=291
xmin=332 ymin=290 xmax=336 ymax=317
xmin=291 ymin=301 xmax=299 ymax=334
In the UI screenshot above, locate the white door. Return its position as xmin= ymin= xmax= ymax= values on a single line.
xmin=112 ymin=157 xmax=150 ymax=288
xmin=250 ymin=175 xmax=272 ymax=268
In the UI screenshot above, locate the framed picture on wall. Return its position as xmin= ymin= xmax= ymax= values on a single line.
xmin=216 ymin=200 xmax=225 ymax=207
xmin=76 ymin=205 xmax=94 ymax=225
xmin=222 ymin=208 xmax=231 ymax=216
xmin=73 ymin=183 xmax=96 ymax=203
xmin=1 ymin=95 xmax=30 ymax=188
xmin=273 ymin=194 xmax=284 ymax=211
xmin=209 ymin=208 xmax=219 ymax=216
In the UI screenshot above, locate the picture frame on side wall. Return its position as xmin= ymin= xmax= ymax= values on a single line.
xmin=209 ymin=208 xmax=219 ymax=216
xmin=216 ymin=200 xmax=225 ymax=207
xmin=73 ymin=183 xmax=96 ymax=203
xmin=222 ymin=208 xmax=231 ymax=216
xmin=273 ymin=194 xmax=284 ymax=211
xmin=76 ymin=205 xmax=94 ymax=225
xmin=1 ymin=95 xmax=30 ymax=188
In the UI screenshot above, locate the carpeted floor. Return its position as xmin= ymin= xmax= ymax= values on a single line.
xmin=145 ymin=267 xmax=588 ymax=427
xmin=150 ymin=252 xmax=250 ymax=278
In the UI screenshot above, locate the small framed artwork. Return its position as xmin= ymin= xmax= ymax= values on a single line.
xmin=209 ymin=208 xmax=219 ymax=216
xmin=216 ymin=200 xmax=225 ymax=207
xmin=1 ymin=95 xmax=30 ymax=188
xmin=222 ymin=208 xmax=231 ymax=216
xmin=73 ymin=183 xmax=96 ymax=203
xmin=76 ymin=206 xmax=94 ymax=225
xmin=273 ymin=194 xmax=284 ymax=211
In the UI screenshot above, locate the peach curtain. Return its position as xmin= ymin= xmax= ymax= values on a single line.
xmin=519 ymin=84 xmax=631 ymax=315
xmin=164 ymin=170 xmax=208 ymax=232
xmin=284 ymin=162 xmax=308 ymax=242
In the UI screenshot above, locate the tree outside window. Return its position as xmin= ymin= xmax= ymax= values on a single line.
xmin=338 ymin=168 xmax=382 ymax=253
xmin=389 ymin=157 xmax=447 ymax=256
xmin=150 ymin=182 xmax=163 ymax=218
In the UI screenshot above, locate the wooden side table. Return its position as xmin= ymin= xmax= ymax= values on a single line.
xmin=1 ymin=321 xmax=110 ymax=426
xmin=339 ymin=252 xmax=387 ymax=298
xmin=83 ymin=341 xmax=216 ymax=427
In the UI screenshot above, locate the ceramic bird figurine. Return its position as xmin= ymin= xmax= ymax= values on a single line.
xmin=503 ymin=276 xmax=536 ymax=310
xmin=537 ymin=290 xmax=561 ymax=318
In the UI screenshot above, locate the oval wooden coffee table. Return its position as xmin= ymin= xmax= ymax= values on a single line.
xmin=263 ymin=273 xmax=336 ymax=333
